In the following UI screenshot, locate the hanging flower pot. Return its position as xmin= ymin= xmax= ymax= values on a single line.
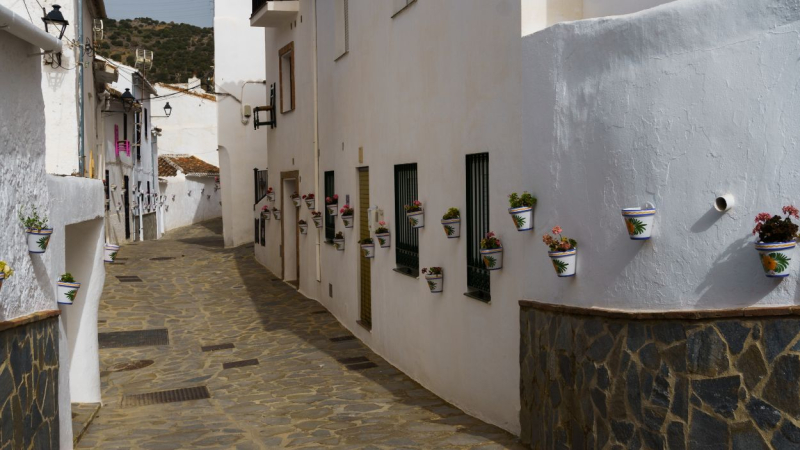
xmin=266 ymin=187 xmax=275 ymax=202
xmin=104 ymin=243 xmax=120 ymax=263
xmin=360 ymin=238 xmax=375 ymax=259
xmin=422 ymin=267 xmax=443 ymax=293
xmin=375 ymin=221 xmax=391 ymax=248
xmin=752 ymin=207 xmax=800 ymax=278
xmin=622 ymin=207 xmax=656 ymax=240
xmin=57 ymin=274 xmax=80 ymax=305
xmin=291 ymin=193 xmax=301 ymax=208
xmin=299 ymin=221 xmax=308 ymax=235
xmin=479 ymin=232 xmax=503 ymax=270
xmin=333 ymin=232 xmax=345 ymax=251
xmin=508 ymin=192 xmax=537 ymax=231
xmin=405 ymin=200 xmax=424 ymax=228
xmin=326 ymin=195 xmax=339 ymax=216
xmin=303 ymin=194 xmax=316 ymax=210
xmin=340 ymin=204 xmax=354 ymax=228
xmin=0 ymin=262 xmax=14 ymax=293
xmin=26 ymin=228 xmax=54 ymax=254
xmin=440 ymin=207 xmax=461 ymax=238
xmin=273 ymin=208 xmax=281 ymax=220
xmin=312 ymin=213 xmax=323 ymax=228
xmin=755 ymin=241 xmax=796 ymax=278
xmin=543 ymin=226 xmax=578 ymax=277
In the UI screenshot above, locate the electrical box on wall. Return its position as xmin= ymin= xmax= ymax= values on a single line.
xmin=243 ymin=105 xmax=252 ymax=118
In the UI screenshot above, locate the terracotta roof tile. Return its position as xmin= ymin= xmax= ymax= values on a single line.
xmin=158 ymin=156 xmax=178 ymax=177
xmin=158 ymin=155 xmax=219 ymax=177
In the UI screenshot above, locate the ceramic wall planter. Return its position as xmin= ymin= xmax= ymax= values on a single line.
xmin=291 ymin=196 xmax=301 ymax=207
xmin=441 ymin=219 xmax=461 ymax=238
xmin=480 ymin=247 xmax=503 ymax=271
xmin=263 ymin=212 xmax=270 ymax=221
xmin=407 ymin=210 xmax=424 ymax=229
xmin=266 ymin=192 xmax=275 ymax=202
xmin=375 ymin=232 xmax=391 ymax=248
xmin=425 ymin=274 xmax=443 ymax=293
xmin=342 ymin=215 xmax=354 ymax=228
xmin=57 ymin=281 xmax=81 ymax=305
xmin=622 ymin=208 xmax=656 ymax=240
xmin=361 ymin=243 xmax=375 ymax=259
xmin=334 ymin=238 xmax=345 ymax=251
xmin=549 ymin=249 xmax=577 ymax=277
xmin=313 ymin=217 xmax=323 ymax=228
xmin=273 ymin=210 xmax=281 ymax=220
xmin=0 ymin=273 xmax=4 ymax=292
xmin=299 ymin=224 xmax=308 ymax=234
xmin=327 ymin=204 xmax=338 ymax=216
xmin=755 ymin=241 xmax=796 ymax=278
xmin=104 ymin=243 xmax=120 ymax=263
xmin=509 ymin=206 xmax=534 ymax=231
xmin=26 ymin=228 xmax=53 ymax=254
xmin=305 ymin=198 xmax=315 ymax=210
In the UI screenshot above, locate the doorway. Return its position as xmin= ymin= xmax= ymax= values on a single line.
xmin=123 ymin=175 xmax=131 ymax=240
xmin=281 ymin=171 xmax=300 ymax=288
xmin=358 ymin=167 xmax=371 ymax=328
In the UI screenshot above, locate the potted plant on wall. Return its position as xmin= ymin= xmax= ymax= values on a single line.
xmin=622 ymin=205 xmax=656 ymax=240
xmin=543 ymin=226 xmax=577 ymax=277
xmin=375 ymin=221 xmax=391 ymax=248
xmin=57 ymin=273 xmax=80 ymax=305
xmin=262 ymin=205 xmax=271 ymax=221
xmin=303 ymin=193 xmax=315 ymax=210
xmin=340 ymin=204 xmax=355 ymax=228
xmin=266 ymin=187 xmax=275 ymax=202
xmin=421 ymin=267 xmax=443 ymax=293
xmin=299 ymin=220 xmax=308 ymax=234
xmin=360 ymin=238 xmax=375 ymax=258
xmin=326 ymin=195 xmax=339 ymax=216
xmin=104 ymin=243 xmax=120 ymax=263
xmin=291 ymin=192 xmax=301 ymax=208
xmin=333 ymin=231 xmax=345 ymax=251
xmin=509 ymin=192 xmax=537 ymax=231
xmin=312 ymin=211 xmax=323 ymax=228
xmin=480 ymin=231 xmax=503 ymax=271
xmin=273 ymin=207 xmax=281 ymax=220
xmin=405 ymin=200 xmax=424 ymax=228
xmin=753 ymin=206 xmax=800 ymax=278
xmin=0 ymin=261 xmax=14 ymax=293
xmin=19 ymin=206 xmax=53 ymax=254
xmin=441 ymin=208 xmax=461 ymax=238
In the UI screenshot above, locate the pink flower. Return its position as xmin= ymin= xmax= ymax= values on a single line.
xmin=414 ymin=200 xmax=421 ymax=206
xmin=542 ymin=235 xmax=554 ymax=245
xmin=261 ymin=205 xmax=268 ymax=211
xmin=486 ymin=232 xmax=495 ymax=238
xmin=753 ymin=223 xmax=762 ymax=235
xmin=755 ymin=213 xmax=771 ymax=223
xmin=302 ymin=194 xmax=307 ymax=199
xmin=333 ymin=194 xmax=339 ymax=201
xmin=560 ymin=241 xmax=571 ymax=251
xmin=552 ymin=226 xmax=562 ymax=235
xmin=378 ymin=221 xmax=386 ymax=226
xmin=784 ymin=205 xmax=800 ymax=219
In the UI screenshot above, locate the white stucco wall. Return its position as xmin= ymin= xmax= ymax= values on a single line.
xmin=159 ymin=174 xmax=222 ymax=232
xmin=520 ymin=0 xmax=676 ymax=35
xmin=215 ymin=0 xmax=267 ymax=248
xmin=520 ymin=0 xmax=800 ymax=311
xmin=152 ymin=83 xmax=219 ymax=166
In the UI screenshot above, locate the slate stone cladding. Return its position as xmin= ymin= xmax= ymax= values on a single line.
xmin=0 ymin=316 xmax=59 ymax=449
xmin=519 ymin=303 xmax=800 ymax=449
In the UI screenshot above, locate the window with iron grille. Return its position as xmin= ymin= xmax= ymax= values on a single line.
xmin=254 ymin=218 xmax=259 ymax=243
xmin=466 ymin=153 xmax=490 ymax=300
xmin=260 ymin=216 xmax=266 ymax=246
xmin=254 ymin=169 xmax=268 ymax=203
xmin=135 ymin=111 xmax=142 ymax=161
xmin=335 ymin=0 xmax=349 ymax=60
xmin=394 ymin=163 xmax=419 ymax=273
xmin=324 ymin=171 xmax=335 ymax=242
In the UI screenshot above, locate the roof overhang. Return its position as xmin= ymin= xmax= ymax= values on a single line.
xmin=250 ymin=1 xmax=299 ymax=28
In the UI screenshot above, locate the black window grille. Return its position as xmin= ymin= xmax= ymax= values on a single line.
xmin=260 ymin=216 xmax=266 ymax=246
xmin=104 ymin=170 xmax=110 ymax=211
xmin=145 ymin=108 xmax=149 ymax=141
xmin=394 ymin=163 xmax=419 ymax=273
xmin=254 ymin=169 xmax=268 ymax=203
xmin=135 ymin=111 xmax=142 ymax=161
xmin=324 ymin=171 xmax=335 ymax=242
xmin=466 ymin=153 xmax=490 ymax=300
xmin=254 ymin=218 xmax=259 ymax=243
xmin=123 ymin=114 xmax=128 ymax=140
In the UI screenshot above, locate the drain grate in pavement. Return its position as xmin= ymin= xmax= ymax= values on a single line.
xmin=106 ymin=360 xmax=154 ymax=372
xmin=201 ymin=343 xmax=235 ymax=352
xmin=222 ymin=359 xmax=259 ymax=370
xmin=116 ymin=275 xmax=142 ymax=283
xmin=121 ymin=386 xmax=210 ymax=407
xmin=330 ymin=335 xmax=356 ymax=342
xmin=98 ymin=329 xmax=169 ymax=349
xmin=311 ymin=310 xmax=328 ymax=315
xmin=149 ymin=257 xmax=176 ymax=261
xmin=346 ymin=362 xmax=378 ymax=371
xmin=337 ymin=356 xmax=369 ymax=364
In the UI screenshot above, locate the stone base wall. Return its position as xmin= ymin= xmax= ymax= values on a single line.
xmin=519 ymin=301 xmax=800 ymax=449
xmin=0 ymin=312 xmax=60 ymax=449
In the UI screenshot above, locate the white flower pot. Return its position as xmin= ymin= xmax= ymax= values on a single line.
xmin=0 ymin=273 xmax=5 ymax=292
xmin=755 ymin=241 xmax=796 ymax=278
xmin=26 ymin=228 xmax=53 ymax=254
xmin=425 ymin=274 xmax=443 ymax=293
xmin=622 ymin=208 xmax=656 ymax=240
xmin=375 ymin=232 xmax=391 ymax=248
xmin=549 ymin=248 xmax=577 ymax=277
xmin=291 ymin=196 xmax=301 ymax=208
xmin=104 ymin=243 xmax=120 ymax=263
xmin=299 ymin=224 xmax=308 ymax=234
xmin=305 ymin=198 xmax=316 ymax=210
xmin=441 ymin=219 xmax=461 ymax=238
xmin=509 ymin=206 xmax=534 ymax=231
xmin=480 ymin=247 xmax=503 ymax=271
xmin=263 ymin=212 xmax=270 ymax=221
xmin=407 ymin=210 xmax=424 ymax=228
xmin=273 ymin=210 xmax=281 ymax=220
xmin=334 ymin=238 xmax=345 ymax=251
xmin=57 ymin=281 xmax=81 ymax=305
xmin=327 ymin=204 xmax=338 ymax=216
xmin=266 ymin=193 xmax=275 ymax=202
xmin=313 ymin=217 xmax=323 ymax=228
xmin=361 ymin=244 xmax=375 ymax=259
xmin=342 ymin=215 xmax=354 ymax=228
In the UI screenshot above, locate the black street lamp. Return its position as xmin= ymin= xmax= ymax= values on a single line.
xmin=121 ymin=88 xmax=136 ymax=112
xmin=42 ymin=5 xmax=69 ymax=40
xmin=164 ymin=102 xmax=172 ymax=117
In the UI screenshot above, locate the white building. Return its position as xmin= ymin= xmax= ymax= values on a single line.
xmin=158 ymin=155 xmax=222 ymax=231
xmin=152 ymin=79 xmax=219 ymax=166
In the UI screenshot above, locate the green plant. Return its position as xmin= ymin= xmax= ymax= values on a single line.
xmin=59 ymin=273 xmax=75 ymax=283
xmin=512 ymin=215 xmax=527 ymax=229
xmin=37 ymin=235 xmax=51 ymax=250
xmin=340 ymin=204 xmax=354 ymax=216
xmin=509 ymin=192 xmax=537 ymax=209
xmin=405 ymin=200 xmax=423 ymax=213
xmin=360 ymin=238 xmax=374 ymax=245
xmin=442 ymin=208 xmax=460 ymax=220
xmin=335 ymin=232 xmax=344 ymax=240
xmin=444 ymin=225 xmax=455 ymax=236
xmin=421 ymin=267 xmax=442 ymax=276
xmin=753 ymin=206 xmax=800 ymax=243
xmin=542 ymin=226 xmax=577 ymax=252
xmin=0 ymin=261 xmax=14 ymax=279
xmin=480 ymin=232 xmax=502 ymax=250
xmin=298 ymin=220 xmax=307 ymax=225
xmin=19 ymin=205 xmax=49 ymax=230
xmin=375 ymin=221 xmax=389 ymax=234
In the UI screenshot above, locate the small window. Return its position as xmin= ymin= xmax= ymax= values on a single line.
xmin=394 ymin=163 xmax=419 ymax=273
xmin=279 ymin=42 xmax=295 ymax=113
xmin=335 ymin=0 xmax=349 ymax=60
xmin=123 ymin=114 xmax=128 ymax=140
xmin=324 ymin=171 xmax=335 ymax=242
xmin=391 ymin=0 xmax=416 ymax=17
xmin=145 ymin=108 xmax=149 ymax=141
xmin=260 ymin=217 xmax=266 ymax=246
xmin=135 ymin=111 xmax=142 ymax=161
xmin=466 ymin=153 xmax=490 ymax=300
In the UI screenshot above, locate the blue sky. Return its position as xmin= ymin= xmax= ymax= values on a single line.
xmin=104 ymin=0 xmax=213 ymax=28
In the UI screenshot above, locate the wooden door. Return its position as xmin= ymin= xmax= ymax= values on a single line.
xmin=358 ymin=168 xmax=372 ymax=327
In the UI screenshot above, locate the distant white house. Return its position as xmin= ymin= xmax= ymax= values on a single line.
xmin=158 ymin=154 xmax=222 ymax=231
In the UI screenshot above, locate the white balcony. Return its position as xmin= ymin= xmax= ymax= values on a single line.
xmin=250 ymin=0 xmax=299 ymax=28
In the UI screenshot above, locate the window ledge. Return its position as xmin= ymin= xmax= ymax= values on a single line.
xmin=464 ymin=291 xmax=491 ymax=304
xmin=393 ymin=267 xmax=418 ymax=279
xmin=334 ymin=51 xmax=349 ymax=62
xmin=356 ymin=320 xmax=372 ymax=332
xmin=391 ymin=0 xmax=417 ymax=18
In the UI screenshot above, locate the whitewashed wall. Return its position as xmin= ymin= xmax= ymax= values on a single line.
xmin=520 ymin=0 xmax=676 ymax=35
xmin=159 ymin=174 xmax=222 ymax=232
xmin=151 ymin=84 xmax=219 ymax=166
xmin=215 ymin=0 xmax=267 ymax=248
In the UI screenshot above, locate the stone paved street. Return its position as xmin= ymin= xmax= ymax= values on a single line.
xmin=78 ymin=219 xmax=524 ymax=449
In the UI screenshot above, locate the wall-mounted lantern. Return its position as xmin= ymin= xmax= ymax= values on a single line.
xmin=163 ymin=102 xmax=172 ymax=117
xmin=121 ymin=88 xmax=136 ymax=112
xmin=42 ymin=5 xmax=69 ymax=40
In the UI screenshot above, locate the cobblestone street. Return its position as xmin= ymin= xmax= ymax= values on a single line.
xmin=78 ymin=219 xmax=523 ymax=449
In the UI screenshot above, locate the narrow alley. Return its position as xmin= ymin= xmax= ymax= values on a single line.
xmin=77 ymin=219 xmax=524 ymax=449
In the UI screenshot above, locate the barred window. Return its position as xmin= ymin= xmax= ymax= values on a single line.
xmin=394 ymin=163 xmax=419 ymax=274
xmin=466 ymin=153 xmax=490 ymax=301
xmin=325 ymin=171 xmax=335 ymax=242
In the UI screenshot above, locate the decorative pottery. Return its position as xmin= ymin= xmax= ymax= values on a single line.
xmin=273 ymin=210 xmax=281 ymax=220
xmin=425 ymin=274 xmax=443 ymax=293
xmin=509 ymin=206 xmax=534 ymax=231
xmin=0 ymin=273 xmax=4 ymax=292
xmin=299 ymin=224 xmax=308 ymax=234
xmin=361 ymin=243 xmax=375 ymax=259
xmin=57 ymin=281 xmax=81 ymax=305
xmin=480 ymin=247 xmax=503 ymax=271
xmin=549 ymin=248 xmax=577 ymax=277
xmin=441 ymin=218 xmax=461 ymax=238
xmin=375 ymin=232 xmax=391 ymax=248
xmin=342 ymin=215 xmax=354 ymax=228
xmin=334 ymin=238 xmax=345 ymax=251
xmin=313 ymin=217 xmax=323 ymax=228
xmin=305 ymin=198 xmax=315 ymax=210
xmin=26 ymin=228 xmax=53 ymax=254
xmin=327 ymin=203 xmax=338 ymax=216
xmin=266 ymin=192 xmax=275 ymax=202
xmin=622 ymin=208 xmax=656 ymax=240
xmin=263 ymin=212 xmax=270 ymax=221
xmin=291 ymin=196 xmax=301 ymax=208
xmin=755 ymin=241 xmax=796 ymax=278
xmin=104 ymin=243 xmax=120 ymax=263
xmin=407 ymin=210 xmax=424 ymax=229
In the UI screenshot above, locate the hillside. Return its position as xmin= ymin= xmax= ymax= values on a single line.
xmin=97 ymin=17 xmax=214 ymax=86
